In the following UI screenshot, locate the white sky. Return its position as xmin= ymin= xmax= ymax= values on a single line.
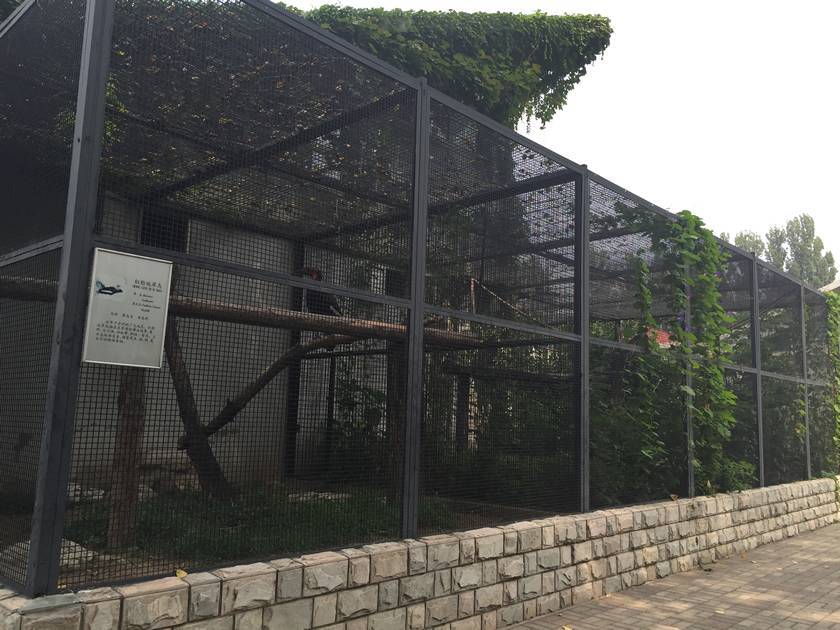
xmin=293 ymin=0 xmax=840 ymax=275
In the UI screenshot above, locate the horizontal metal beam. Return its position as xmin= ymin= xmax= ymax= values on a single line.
xmin=0 ymin=236 xmax=63 ymax=269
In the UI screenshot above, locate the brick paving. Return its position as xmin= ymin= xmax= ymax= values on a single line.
xmin=514 ymin=523 xmax=840 ymax=629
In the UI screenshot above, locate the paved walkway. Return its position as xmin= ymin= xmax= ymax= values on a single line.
xmin=514 ymin=524 xmax=840 ymax=629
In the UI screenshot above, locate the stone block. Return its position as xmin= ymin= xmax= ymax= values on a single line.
xmin=378 ymin=580 xmax=399 ymax=610
xmin=536 ymin=593 xmax=560 ymax=616
xmin=497 ymin=556 xmax=524 ymax=580
xmin=518 ymin=575 xmax=540 ymax=600
xmin=481 ymin=561 xmax=497 ymax=585
xmin=541 ymin=524 xmax=555 ymax=548
xmin=555 ymin=567 xmax=575 ymax=590
xmin=536 ymin=548 xmax=559 ymax=570
xmin=363 ymin=543 xmax=408 ymax=582
xmin=263 ymin=599 xmax=312 ymax=630
xmin=459 ymin=537 xmax=476 ymax=565
xmin=571 ymin=584 xmax=592 ymax=605
xmin=523 ymin=598 xmax=537 ymax=620
xmin=559 ymin=546 xmax=572 ymax=567
xmin=576 ymin=561 xmax=591 ymax=584
xmin=407 ymin=603 xmax=425 ymax=630
xmin=234 ymin=609 xmax=262 ymax=630
xmin=458 ymin=590 xmax=474 ymax=618
xmin=272 ymin=559 xmax=303 ymax=602
xmin=473 ymin=531 xmax=503 ymax=561
xmin=214 ymin=564 xmax=276 ymax=614
xmin=406 ymin=541 xmax=427 ymax=575
xmin=369 ymin=608 xmax=405 ymax=630
xmin=117 ymin=578 xmax=189 ymax=630
xmin=451 ymin=616 xmax=481 ymax=630
xmin=523 ymin=552 xmax=538 ymax=576
xmin=400 ymin=573 xmax=434 ymax=603
xmin=181 ymin=618 xmax=234 ymax=630
xmin=475 ymin=585 xmax=502 ymax=612
xmin=586 ymin=517 xmax=606 ymax=539
xmin=503 ymin=531 xmax=518 ymax=556
xmin=452 ymin=565 xmax=481 ymax=591
xmin=313 ymin=594 xmax=337 ymax=627
xmin=426 ymin=595 xmax=458 ymax=625
xmin=604 ymin=576 xmax=622 ymax=595
xmin=502 ymin=581 xmax=517 ymax=605
xmin=299 ymin=554 xmax=348 ymax=597
xmin=336 ymin=586 xmax=378 ymax=620
xmin=421 ymin=536 xmax=460 ymax=571
xmin=496 ymin=603 xmax=523 ymax=627
xmin=572 ymin=541 xmax=592 ymax=563
xmin=434 ymin=570 xmax=451 ymax=596
xmin=78 ymin=587 xmax=121 ymax=630
xmin=18 ymin=595 xmax=81 ymax=630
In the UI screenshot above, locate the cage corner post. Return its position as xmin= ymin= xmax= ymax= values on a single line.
xmin=574 ymin=166 xmax=590 ymax=514
xmin=25 ymin=0 xmax=115 ymax=596
xmin=750 ymin=254 xmax=765 ymax=487
xmin=400 ymin=78 xmax=430 ymax=539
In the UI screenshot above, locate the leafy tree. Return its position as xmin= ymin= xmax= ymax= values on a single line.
xmin=722 ymin=214 xmax=836 ymax=286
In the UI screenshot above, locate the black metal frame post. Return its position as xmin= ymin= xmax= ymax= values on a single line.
xmin=750 ymin=254 xmax=765 ymax=487
xmin=799 ymin=284 xmax=812 ymax=479
xmin=400 ymin=79 xmax=430 ymax=538
xmin=26 ymin=0 xmax=115 ymax=596
xmin=574 ymin=168 xmax=590 ymax=513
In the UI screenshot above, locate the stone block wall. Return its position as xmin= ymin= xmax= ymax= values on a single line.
xmin=1 ymin=478 xmax=837 ymax=630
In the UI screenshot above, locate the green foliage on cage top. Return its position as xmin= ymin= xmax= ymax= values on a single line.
xmin=298 ymin=5 xmax=612 ymax=127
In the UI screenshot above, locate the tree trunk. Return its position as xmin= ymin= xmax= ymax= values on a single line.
xmin=107 ymin=367 xmax=145 ymax=548
xmin=164 ymin=320 xmax=234 ymax=499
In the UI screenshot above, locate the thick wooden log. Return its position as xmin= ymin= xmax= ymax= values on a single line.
xmin=107 ymin=368 xmax=145 ymax=549
xmin=164 ymin=321 xmax=235 ymax=499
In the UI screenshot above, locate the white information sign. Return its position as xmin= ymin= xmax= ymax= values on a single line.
xmin=82 ymin=248 xmax=173 ymax=369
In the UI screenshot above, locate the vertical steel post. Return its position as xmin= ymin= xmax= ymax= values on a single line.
xmin=26 ymin=0 xmax=115 ymax=596
xmin=685 ymin=279 xmax=695 ymax=498
xmin=750 ymin=255 xmax=765 ymax=487
xmin=574 ymin=168 xmax=590 ymax=513
xmin=800 ymin=284 xmax=812 ymax=479
xmin=400 ymin=79 xmax=430 ymax=538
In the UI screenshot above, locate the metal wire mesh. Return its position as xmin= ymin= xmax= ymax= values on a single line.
xmin=588 ymin=181 xmax=678 ymax=344
xmin=808 ymin=385 xmax=836 ymax=478
xmin=0 ymin=0 xmax=85 ymax=254
xmin=95 ymin=0 xmax=416 ymax=299
xmin=723 ymin=369 xmax=760 ymax=489
xmin=419 ymin=318 xmax=579 ymax=534
xmin=0 ymin=250 xmax=61 ymax=588
xmin=805 ymin=289 xmax=830 ymax=383
xmin=721 ymin=250 xmax=754 ymax=367
xmin=758 ymin=265 xmax=803 ymax=377
xmin=590 ymin=344 xmax=687 ymax=508
xmin=762 ymin=376 xmax=807 ymax=486
xmin=62 ymin=265 xmax=407 ymax=588
xmin=0 ymin=0 xmax=835 ymax=595
xmin=425 ymin=99 xmax=577 ymax=331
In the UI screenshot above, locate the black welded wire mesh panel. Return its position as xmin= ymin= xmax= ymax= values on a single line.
xmin=757 ymin=264 xmax=803 ymax=377
xmin=0 ymin=0 xmax=85 ymax=254
xmin=762 ymin=376 xmax=807 ymax=486
xmin=425 ymin=99 xmax=576 ymax=331
xmin=0 ymin=250 xmax=61 ymax=588
xmin=590 ymin=343 xmax=687 ymax=508
xmin=804 ymin=289 xmax=830 ymax=383
xmin=720 ymin=249 xmax=753 ymax=367
xmin=808 ymin=385 xmax=836 ymax=477
xmin=61 ymin=265 xmax=406 ymax=588
xmin=588 ymin=181 xmax=679 ymax=345
xmin=95 ymin=0 xmax=416 ymax=298
xmin=419 ymin=318 xmax=579 ymax=534
xmin=722 ymin=370 xmax=760 ymax=490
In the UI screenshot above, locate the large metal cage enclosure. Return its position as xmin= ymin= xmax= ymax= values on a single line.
xmin=0 ymin=0 xmax=834 ymax=595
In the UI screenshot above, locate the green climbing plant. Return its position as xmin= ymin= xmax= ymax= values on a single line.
xmin=826 ymin=292 xmax=840 ymax=473
xmin=624 ymin=207 xmax=751 ymax=495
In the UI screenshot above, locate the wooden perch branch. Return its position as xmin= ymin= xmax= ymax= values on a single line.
xmin=164 ymin=321 xmax=235 ymax=499
xmin=178 ymin=333 xmax=358 ymax=449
